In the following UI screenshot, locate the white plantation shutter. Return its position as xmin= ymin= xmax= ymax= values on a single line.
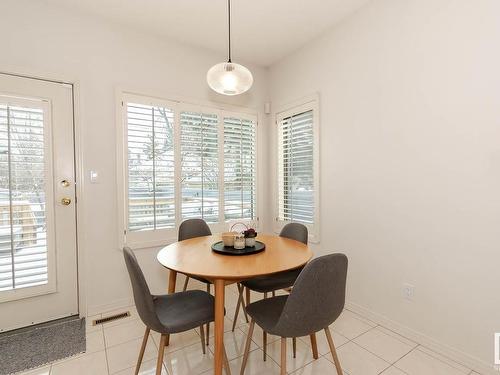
xmin=119 ymin=93 xmax=260 ymax=248
xmin=180 ymin=111 xmax=219 ymax=223
xmin=0 ymin=101 xmax=48 ymax=291
xmin=224 ymin=117 xmax=256 ymax=221
xmin=278 ymin=109 xmax=315 ymax=225
xmin=127 ymin=103 xmax=175 ymax=232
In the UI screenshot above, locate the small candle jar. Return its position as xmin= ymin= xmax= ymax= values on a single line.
xmin=234 ymin=234 xmax=246 ymax=249
xmin=245 ymin=237 xmax=256 ymax=247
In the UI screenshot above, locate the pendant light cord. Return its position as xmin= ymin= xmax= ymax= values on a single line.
xmin=228 ymin=0 xmax=232 ymax=63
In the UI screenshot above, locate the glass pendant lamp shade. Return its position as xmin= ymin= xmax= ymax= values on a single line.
xmin=207 ymin=0 xmax=253 ymax=96
xmin=207 ymin=62 xmax=253 ymax=96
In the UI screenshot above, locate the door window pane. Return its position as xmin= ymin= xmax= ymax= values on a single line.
xmin=0 ymin=102 xmax=47 ymax=291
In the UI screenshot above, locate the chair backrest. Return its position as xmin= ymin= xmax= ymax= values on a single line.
xmin=273 ymin=253 xmax=348 ymax=338
xmin=178 ymin=218 xmax=212 ymax=241
xmin=279 ymin=223 xmax=308 ymax=244
xmin=123 ymin=247 xmax=164 ymax=332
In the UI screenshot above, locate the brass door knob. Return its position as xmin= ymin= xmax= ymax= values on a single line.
xmin=61 ymin=180 xmax=71 ymax=187
xmin=61 ymin=198 xmax=71 ymax=206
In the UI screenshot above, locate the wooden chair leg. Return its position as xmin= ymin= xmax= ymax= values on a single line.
xmin=165 ymin=270 xmax=177 ymax=346
xmin=134 ymin=327 xmax=150 ymax=375
xmin=245 ymin=287 xmax=250 ymax=306
xmin=232 ymin=284 xmax=245 ymax=331
xmin=310 ymin=333 xmax=319 ymax=359
xmin=263 ymin=331 xmax=267 ymax=361
xmin=182 ymin=275 xmax=190 ymax=291
xmin=280 ymin=337 xmax=287 ymax=375
xmin=325 ymin=327 xmax=343 ymax=375
xmin=292 ymin=337 xmax=296 ymax=358
xmin=199 ymin=325 xmax=206 ymax=354
xmin=206 ymin=283 xmax=211 ymax=346
xmin=156 ymin=334 xmax=167 ymax=375
xmin=240 ymin=320 xmax=255 ymax=375
xmin=223 ymin=344 xmax=232 ymax=375
xmin=239 ymin=285 xmax=249 ymax=322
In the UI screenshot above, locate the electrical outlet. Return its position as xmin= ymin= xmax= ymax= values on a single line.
xmin=402 ymin=283 xmax=415 ymax=300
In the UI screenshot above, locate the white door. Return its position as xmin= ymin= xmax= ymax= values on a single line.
xmin=0 ymin=73 xmax=78 ymax=332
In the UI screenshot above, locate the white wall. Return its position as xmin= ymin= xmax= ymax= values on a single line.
xmin=0 ymin=0 xmax=270 ymax=315
xmin=3 ymin=0 xmax=500 ymax=371
xmin=269 ymin=0 xmax=500 ymax=371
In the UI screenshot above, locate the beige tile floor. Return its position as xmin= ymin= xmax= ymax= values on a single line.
xmin=18 ymin=281 xmax=481 ymax=375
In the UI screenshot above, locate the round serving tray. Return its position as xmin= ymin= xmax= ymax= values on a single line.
xmin=211 ymin=240 xmax=265 ymax=256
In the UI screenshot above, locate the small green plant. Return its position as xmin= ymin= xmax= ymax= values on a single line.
xmin=243 ymin=228 xmax=257 ymax=238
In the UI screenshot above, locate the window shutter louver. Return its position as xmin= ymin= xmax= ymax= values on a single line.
xmin=180 ymin=111 xmax=219 ymax=223
xmin=224 ymin=117 xmax=256 ymax=221
xmin=0 ymin=102 xmax=48 ymax=291
xmin=127 ymin=103 xmax=175 ymax=232
xmin=278 ymin=110 xmax=314 ymax=224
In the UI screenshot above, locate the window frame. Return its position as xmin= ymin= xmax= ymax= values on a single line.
xmin=117 ymin=92 xmax=259 ymax=249
xmin=274 ymin=96 xmax=320 ymax=243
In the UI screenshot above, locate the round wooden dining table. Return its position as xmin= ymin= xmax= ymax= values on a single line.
xmin=157 ymin=233 xmax=313 ymax=375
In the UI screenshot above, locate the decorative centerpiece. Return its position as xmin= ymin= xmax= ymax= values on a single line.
xmin=211 ymin=223 xmax=265 ymax=256
xmin=243 ymin=228 xmax=257 ymax=247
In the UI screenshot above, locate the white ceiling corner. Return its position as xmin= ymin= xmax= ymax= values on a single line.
xmin=44 ymin=0 xmax=371 ymax=67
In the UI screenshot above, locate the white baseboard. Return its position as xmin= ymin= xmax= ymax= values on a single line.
xmin=346 ymin=301 xmax=498 ymax=375
xmin=86 ymin=297 xmax=134 ymax=317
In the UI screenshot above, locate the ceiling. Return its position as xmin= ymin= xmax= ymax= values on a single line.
xmin=45 ymin=0 xmax=370 ymax=67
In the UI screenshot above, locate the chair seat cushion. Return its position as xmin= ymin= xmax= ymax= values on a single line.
xmin=153 ymin=290 xmax=215 ymax=334
xmin=242 ymin=268 xmax=302 ymax=293
xmin=246 ymin=295 xmax=288 ymax=336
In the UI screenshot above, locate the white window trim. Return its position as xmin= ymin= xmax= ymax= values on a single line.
xmin=116 ymin=91 xmax=260 ymax=250
xmin=274 ymin=94 xmax=320 ymax=243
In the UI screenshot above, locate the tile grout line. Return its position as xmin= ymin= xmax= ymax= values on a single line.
xmin=372 ymin=324 xmax=419 ymax=348
xmin=413 ymin=345 xmax=472 ymax=374
xmin=351 ymin=325 xmax=420 ymax=366
xmin=340 ymin=319 xmax=475 ymax=375
xmin=93 ymin=302 xmax=476 ymax=375
xmin=392 ymin=346 xmax=423 ymax=374
xmin=101 ymin=325 xmax=111 ymax=375
xmin=343 ymin=309 xmax=475 ymax=374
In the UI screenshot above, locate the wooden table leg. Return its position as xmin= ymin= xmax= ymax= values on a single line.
xmin=214 ymin=279 xmax=225 ymax=375
xmin=310 ymin=333 xmax=319 ymax=359
xmin=165 ymin=270 xmax=177 ymax=346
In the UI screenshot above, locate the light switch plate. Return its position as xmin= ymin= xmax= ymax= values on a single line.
xmin=89 ymin=170 xmax=99 ymax=183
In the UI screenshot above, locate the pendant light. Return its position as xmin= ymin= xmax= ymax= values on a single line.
xmin=207 ymin=0 xmax=253 ymax=96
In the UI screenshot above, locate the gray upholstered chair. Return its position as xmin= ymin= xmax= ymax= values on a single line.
xmin=123 ymin=247 xmax=230 ymax=375
xmin=231 ymin=223 xmax=313 ymax=360
xmin=178 ymin=218 xmax=213 ymax=345
xmin=240 ymin=253 xmax=348 ymax=375
xmin=179 ymin=218 xmax=213 ymax=290
xmin=232 ymin=223 xmax=308 ymax=328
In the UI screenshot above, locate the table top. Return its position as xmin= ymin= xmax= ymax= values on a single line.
xmin=157 ymin=233 xmax=313 ymax=280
